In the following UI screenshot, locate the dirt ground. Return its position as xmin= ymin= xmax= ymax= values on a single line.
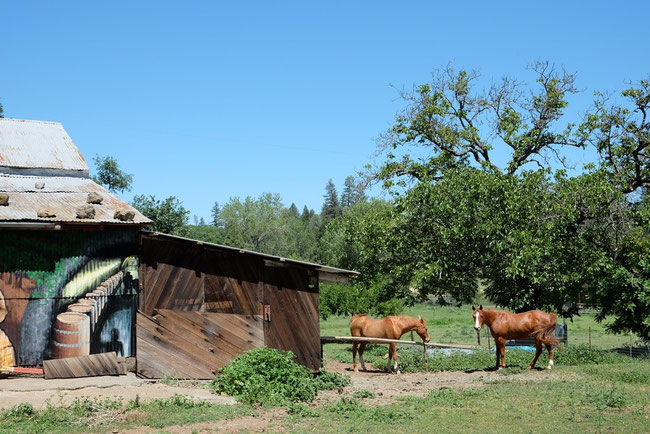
xmin=0 ymin=359 xmax=558 ymax=433
xmin=0 ymin=372 xmax=235 ymax=409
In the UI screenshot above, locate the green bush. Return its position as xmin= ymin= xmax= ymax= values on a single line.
xmin=352 ymin=389 xmax=376 ymax=399
xmin=211 ymin=347 xmax=350 ymax=406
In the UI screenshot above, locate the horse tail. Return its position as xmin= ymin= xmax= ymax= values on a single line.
xmin=531 ymin=314 xmax=560 ymax=347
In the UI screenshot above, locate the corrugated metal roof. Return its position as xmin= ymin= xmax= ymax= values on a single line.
xmin=0 ymin=119 xmax=89 ymax=176
xmin=0 ymin=174 xmax=151 ymax=225
xmin=142 ymin=231 xmax=359 ymax=277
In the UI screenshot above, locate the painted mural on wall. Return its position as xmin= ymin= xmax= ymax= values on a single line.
xmin=0 ymin=229 xmax=139 ymax=366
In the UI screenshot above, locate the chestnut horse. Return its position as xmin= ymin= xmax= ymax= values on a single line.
xmin=472 ymin=305 xmax=559 ymax=370
xmin=350 ymin=314 xmax=430 ymax=373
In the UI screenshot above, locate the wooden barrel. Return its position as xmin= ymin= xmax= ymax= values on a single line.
xmin=0 ymin=330 xmax=15 ymax=368
xmin=51 ymin=312 xmax=90 ymax=359
xmin=67 ymin=303 xmax=95 ymax=332
xmin=92 ymin=288 xmax=106 ymax=312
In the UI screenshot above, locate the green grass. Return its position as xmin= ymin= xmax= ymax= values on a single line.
xmin=321 ymin=302 xmax=640 ymax=350
xmin=3 ymin=362 xmax=649 ymax=433
xmin=285 ymin=368 xmax=650 ymax=433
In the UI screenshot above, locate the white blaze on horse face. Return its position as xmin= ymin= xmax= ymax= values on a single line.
xmin=474 ymin=312 xmax=481 ymax=330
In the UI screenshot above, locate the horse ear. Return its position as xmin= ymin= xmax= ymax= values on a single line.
xmin=479 ymin=304 xmax=483 ymax=310
xmin=419 ymin=316 xmax=424 ymax=323
xmin=472 ymin=305 xmax=475 ymax=311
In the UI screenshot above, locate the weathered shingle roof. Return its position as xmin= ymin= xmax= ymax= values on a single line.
xmin=0 ymin=174 xmax=151 ymax=225
xmin=0 ymin=119 xmax=89 ymax=177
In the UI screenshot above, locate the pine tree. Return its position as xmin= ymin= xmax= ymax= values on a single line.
xmin=211 ymin=201 xmax=224 ymax=227
xmin=322 ymin=179 xmax=342 ymax=221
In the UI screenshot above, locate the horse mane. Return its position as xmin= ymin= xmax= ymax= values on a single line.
xmin=351 ymin=313 xmax=368 ymax=319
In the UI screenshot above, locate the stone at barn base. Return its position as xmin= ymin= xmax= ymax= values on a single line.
xmin=0 ymin=193 xmax=8 ymax=206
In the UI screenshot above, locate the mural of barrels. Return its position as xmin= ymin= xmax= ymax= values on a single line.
xmin=51 ymin=312 xmax=90 ymax=359
xmin=67 ymin=303 xmax=95 ymax=332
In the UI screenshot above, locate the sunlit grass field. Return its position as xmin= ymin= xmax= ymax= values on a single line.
xmin=321 ymin=302 xmax=638 ymax=349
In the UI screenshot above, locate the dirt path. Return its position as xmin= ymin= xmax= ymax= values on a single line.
xmin=0 ymin=373 xmax=235 ymax=409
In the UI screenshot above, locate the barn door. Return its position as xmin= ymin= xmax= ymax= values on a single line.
xmin=262 ymin=263 xmax=320 ymax=370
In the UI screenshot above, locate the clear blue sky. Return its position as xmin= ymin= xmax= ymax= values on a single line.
xmin=2 ymin=1 xmax=649 ymax=221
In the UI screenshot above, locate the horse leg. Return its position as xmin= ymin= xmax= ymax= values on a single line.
xmin=359 ymin=343 xmax=367 ymax=371
xmin=391 ymin=343 xmax=400 ymax=374
xmin=497 ymin=338 xmax=506 ymax=369
xmin=546 ymin=344 xmax=554 ymax=370
xmin=494 ymin=339 xmax=504 ymax=370
xmin=352 ymin=342 xmax=359 ymax=373
xmin=529 ymin=341 xmax=543 ymax=369
xmin=386 ymin=344 xmax=393 ymax=372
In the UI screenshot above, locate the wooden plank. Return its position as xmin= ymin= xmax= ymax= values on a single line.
xmin=136 ymin=312 xmax=219 ymax=379
xmin=152 ymin=310 xmax=240 ymax=365
xmin=43 ymin=352 xmax=121 ymax=379
xmin=263 ymin=265 xmax=321 ymax=370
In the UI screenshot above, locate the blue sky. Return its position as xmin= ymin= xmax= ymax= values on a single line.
xmin=2 ymin=1 xmax=649 ymax=221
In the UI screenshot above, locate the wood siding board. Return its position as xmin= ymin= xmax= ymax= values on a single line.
xmin=43 ymin=352 xmax=121 ymax=379
xmin=136 ymin=312 xmax=219 ymax=379
xmin=152 ymin=310 xmax=246 ymax=363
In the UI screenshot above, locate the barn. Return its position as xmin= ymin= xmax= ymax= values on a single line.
xmin=0 ymin=118 xmax=357 ymax=378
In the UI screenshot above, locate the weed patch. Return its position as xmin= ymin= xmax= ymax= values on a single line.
xmin=211 ymin=347 xmax=350 ymax=406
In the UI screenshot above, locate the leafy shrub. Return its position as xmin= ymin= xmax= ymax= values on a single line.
xmin=286 ymin=402 xmax=318 ymax=418
xmin=211 ymin=347 xmax=350 ymax=406
xmin=313 ymin=370 xmax=351 ymax=390
xmin=326 ymin=397 xmax=364 ymax=416
xmin=554 ymin=345 xmax=632 ymax=365
xmin=6 ymin=402 xmax=35 ymax=420
xmin=352 ymin=389 xmax=376 ymax=399
xmin=583 ymin=385 xmax=628 ymax=410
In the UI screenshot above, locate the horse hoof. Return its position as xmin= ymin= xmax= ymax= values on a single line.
xmin=353 ymin=368 xmax=358 ymax=373
xmin=527 ymin=366 xmax=533 ymax=370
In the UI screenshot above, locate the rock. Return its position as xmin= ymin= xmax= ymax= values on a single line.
xmin=76 ymin=205 xmax=95 ymax=219
xmin=34 ymin=182 xmax=45 ymax=189
xmin=37 ymin=208 xmax=56 ymax=218
xmin=0 ymin=193 xmax=8 ymax=206
xmin=86 ymin=192 xmax=104 ymax=204
xmin=114 ymin=209 xmax=135 ymax=221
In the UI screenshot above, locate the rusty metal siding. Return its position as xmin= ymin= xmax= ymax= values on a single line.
xmin=0 ymin=175 xmax=151 ymax=224
xmin=0 ymin=228 xmax=140 ymax=366
xmin=0 ymin=119 xmax=88 ymax=176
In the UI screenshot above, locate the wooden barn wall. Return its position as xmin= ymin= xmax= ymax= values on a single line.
xmin=139 ymin=234 xmax=322 ymax=372
xmin=136 ymin=310 xmax=263 ymax=379
xmin=263 ymin=265 xmax=321 ymax=371
xmin=203 ymin=250 xmax=261 ymax=315
xmin=139 ymin=237 xmax=204 ymax=315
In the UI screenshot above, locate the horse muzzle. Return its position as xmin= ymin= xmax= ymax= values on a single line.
xmin=474 ymin=326 xmax=481 ymax=332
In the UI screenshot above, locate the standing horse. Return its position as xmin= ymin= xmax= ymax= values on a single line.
xmin=472 ymin=305 xmax=559 ymax=370
xmin=350 ymin=314 xmax=430 ymax=373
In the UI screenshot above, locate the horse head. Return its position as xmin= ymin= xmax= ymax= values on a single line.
xmin=472 ymin=305 xmax=484 ymax=331
xmin=415 ymin=316 xmax=430 ymax=343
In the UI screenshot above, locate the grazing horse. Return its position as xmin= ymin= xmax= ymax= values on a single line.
xmin=472 ymin=305 xmax=559 ymax=370
xmin=350 ymin=314 xmax=430 ymax=374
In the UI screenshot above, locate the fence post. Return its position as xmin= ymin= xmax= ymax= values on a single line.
xmin=588 ymin=326 xmax=591 ymax=349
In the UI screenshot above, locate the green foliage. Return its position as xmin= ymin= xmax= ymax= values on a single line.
xmin=131 ymin=194 xmax=189 ymax=234
xmin=352 ymin=389 xmax=376 ymax=399
xmin=92 ymin=155 xmax=133 ymax=193
xmin=210 ymin=347 xmax=349 ymax=406
xmin=312 ymin=370 xmax=351 ymax=390
xmin=339 ymin=344 xmax=635 ymax=374
xmin=0 ymin=99 xmax=4 ymax=118
xmin=322 ymin=179 xmax=342 ymax=222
